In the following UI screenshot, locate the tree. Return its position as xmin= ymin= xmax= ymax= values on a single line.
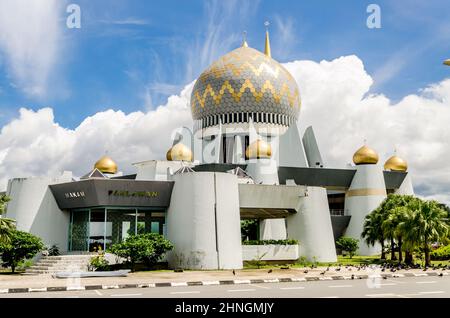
xmin=0 ymin=230 xmax=44 ymax=273
xmin=0 ymin=195 xmax=15 ymax=244
xmin=400 ymin=199 xmax=449 ymax=267
xmin=372 ymin=194 xmax=415 ymax=262
xmin=108 ymin=233 xmax=173 ymax=272
xmin=336 ymin=236 xmax=359 ymax=258
xmin=362 ymin=207 xmax=386 ymax=259
xmin=379 ymin=194 xmax=407 ymax=260
xmin=241 ymin=219 xmax=258 ymax=241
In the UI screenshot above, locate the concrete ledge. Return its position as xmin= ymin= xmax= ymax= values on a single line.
xmin=0 ymin=271 xmax=447 ymax=294
xmin=242 ymin=244 xmax=299 ymax=261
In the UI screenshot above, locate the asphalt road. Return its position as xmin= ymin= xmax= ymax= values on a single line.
xmin=1 ymin=275 xmax=449 ymax=298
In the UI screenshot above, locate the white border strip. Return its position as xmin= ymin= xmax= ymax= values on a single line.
xmin=102 ymin=285 xmax=120 ymax=289
xmin=203 ymin=281 xmax=220 ymax=286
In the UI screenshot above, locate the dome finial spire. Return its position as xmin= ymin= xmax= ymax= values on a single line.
xmin=264 ymin=21 xmax=271 ymax=58
xmin=242 ymin=31 xmax=248 ymax=47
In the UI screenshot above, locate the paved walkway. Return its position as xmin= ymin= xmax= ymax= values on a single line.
xmin=0 ymin=266 xmax=448 ymax=291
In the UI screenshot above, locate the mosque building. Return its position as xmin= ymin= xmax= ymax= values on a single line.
xmin=4 ymin=29 xmax=413 ymax=269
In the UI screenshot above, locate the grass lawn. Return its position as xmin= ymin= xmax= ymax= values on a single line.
xmin=243 ymin=254 xmax=450 ymax=270
xmin=0 ymin=268 xmax=25 ymax=275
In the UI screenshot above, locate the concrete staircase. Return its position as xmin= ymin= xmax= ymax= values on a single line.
xmin=24 ymin=255 xmax=93 ymax=275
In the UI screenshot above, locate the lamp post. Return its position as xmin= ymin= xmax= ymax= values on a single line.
xmin=444 ymin=59 xmax=450 ymax=66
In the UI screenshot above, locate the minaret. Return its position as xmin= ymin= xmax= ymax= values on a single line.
xmin=344 ymin=144 xmax=386 ymax=256
xmin=245 ymin=138 xmax=286 ymax=240
xmin=264 ymin=21 xmax=271 ymax=58
xmin=384 ymin=151 xmax=413 ymax=195
xmin=245 ymin=117 xmax=286 ymax=239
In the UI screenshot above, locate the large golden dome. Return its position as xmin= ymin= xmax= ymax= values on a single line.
xmin=353 ymin=145 xmax=379 ymax=165
xmin=384 ymin=155 xmax=408 ymax=172
xmin=166 ymin=143 xmax=193 ymax=162
xmin=191 ymin=42 xmax=300 ymax=129
xmin=94 ymin=155 xmax=118 ymax=174
xmin=245 ymin=139 xmax=272 ymax=159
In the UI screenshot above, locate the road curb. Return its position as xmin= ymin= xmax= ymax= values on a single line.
xmin=1 ymin=271 xmax=448 ymax=294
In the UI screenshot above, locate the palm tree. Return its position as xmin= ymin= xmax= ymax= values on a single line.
xmin=379 ymin=194 xmax=417 ymax=262
xmin=383 ymin=208 xmax=404 ymax=262
xmin=0 ymin=195 xmax=15 ymax=243
xmin=400 ymin=199 xmax=449 ymax=267
xmin=361 ymin=207 xmax=386 ymax=259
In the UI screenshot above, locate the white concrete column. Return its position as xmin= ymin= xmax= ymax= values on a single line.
xmin=214 ymin=173 xmax=243 ymax=268
xmin=246 ymin=158 xmax=279 ymax=185
xmin=246 ymin=158 xmax=286 ymax=240
xmin=259 ymin=219 xmax=287 ymax=240
xmin=232 ymin=135 xmax=245 ymax=164
xmin=344 ymin=164 xmax=387 ymax=256
xmin=287 ymin=186 xmax=337 ymax=262
xmin=166 ymin=172 xmax=242 ymax=270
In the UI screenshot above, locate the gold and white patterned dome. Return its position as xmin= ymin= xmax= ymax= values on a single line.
xmin=190 ymin=36 xmax=301 ymax=130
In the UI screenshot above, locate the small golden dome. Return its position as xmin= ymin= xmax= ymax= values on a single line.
xmin=246 ymin=139 xmax=272 ymax=159
xmin=353 ymin=145 xmax=379 ymax=165
xmin=166 ymin=143 xmax=193 ymax=162
xmin=94 ymin=155 xmax=118 ymax=174
xmin=384 ymin=155 xmax=408 ymax=172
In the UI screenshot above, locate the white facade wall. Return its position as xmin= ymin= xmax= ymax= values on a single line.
xmin=395 ymin=174 xmax=414 ymax=195
xmin=5 ymin=174 xmax=72 ymax=252
xmin=134 ymin=160 xmax=189 ymax=181
xmin=166 ymin=172 xmax=242 ymax=270
xmin=287 ymin=186 xmax=337 ymax=262
xmin=344 ymin=164 xmax=387 ymax=256
xmin=242 ymin=244 xmax=299 ymax=261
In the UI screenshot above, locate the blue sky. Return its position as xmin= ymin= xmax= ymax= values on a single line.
xmin=0 ymin=0 xmax=449 ymax=129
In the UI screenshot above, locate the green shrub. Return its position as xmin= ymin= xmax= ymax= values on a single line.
xmin=48 ymin=244 xmax=60 ymax=256
xmin=89 ymin=253 xmax=110 ymax=271
xmin=296 ymin=256 xmax=309 ymax=266
xmin=17 ymin=259 xmax=33 ymax=271
xmin=242 ymin=239 xmax=299 ymax=245
xmin=108 ymin=233 xmax=173 ymax=272
xmin=336 ymin=236 xmax=359 ymax=259
xmin=0 ymin=230 xmax=44 ymax=273
xmin=431 ymin=245 xmax=450 ymax=260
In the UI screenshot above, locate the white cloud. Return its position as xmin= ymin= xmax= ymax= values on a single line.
xmin=0 ymin=55 xmax=449 ymax=204
xmin=285 ymin=55 xmax=450 ymax=203
xmin=184 ymin=0 xmax=260 ymax=82
xmin=0 ymin=81 xmax=194 ymax=186
xmin=0 ymin=0 xmax=65 ymax=97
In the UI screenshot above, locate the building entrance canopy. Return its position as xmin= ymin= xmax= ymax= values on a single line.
xmin=49 ymin=179 xmax=174 ymax=210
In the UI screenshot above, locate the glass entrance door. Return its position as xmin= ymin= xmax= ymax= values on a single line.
xmin=69 ymin=210 xmax=89 ymax=251
xmin=89 ymin=209 xmax=106 ymax=252
xmin=69 ymin=208 xmax=166 ymax=252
